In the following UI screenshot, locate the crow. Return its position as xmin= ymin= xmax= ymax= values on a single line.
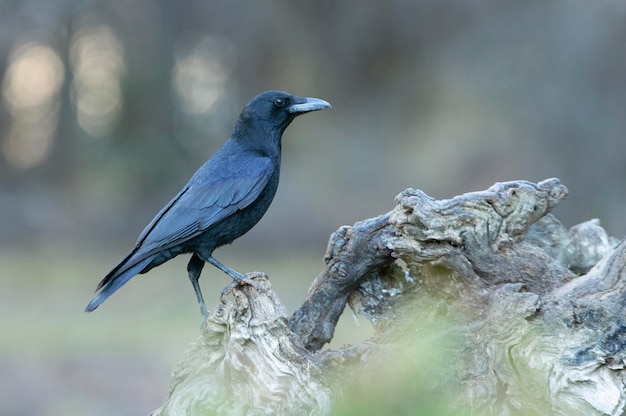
xmin=86 ymin=90 xmax=331 ymax=315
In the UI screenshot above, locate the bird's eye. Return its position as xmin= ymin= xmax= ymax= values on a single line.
xmin=273 ymin=97 xmax=286 ymax=107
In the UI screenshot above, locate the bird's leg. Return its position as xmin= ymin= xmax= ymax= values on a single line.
xmin=206 ymin=255 xmax=246 ymax=280
xmin=205 ymin=255 xmax=250 ymax=300
xmin=187 ymin=253 xmax=210 ymax=317
xmin=202 ymin=254 xmax=262 ymax=299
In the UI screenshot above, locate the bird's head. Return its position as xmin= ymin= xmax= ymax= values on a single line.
xmin=233 ymin=90 xmax=331 ymax=142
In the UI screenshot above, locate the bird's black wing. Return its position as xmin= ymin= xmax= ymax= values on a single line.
xmin=135 ymin=153 xmax=275 ymax=258
xmin=87 ymin=153 xmax=275 ymax=311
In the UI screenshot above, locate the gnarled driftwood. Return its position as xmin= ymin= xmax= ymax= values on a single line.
xmin=152 ymin=178 xmax=625 ymax=416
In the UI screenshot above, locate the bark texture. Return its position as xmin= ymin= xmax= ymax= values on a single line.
xmin=153 ymin=178 xmax=625 ymax=416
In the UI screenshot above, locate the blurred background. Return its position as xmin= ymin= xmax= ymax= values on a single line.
xmin=1 ymin=0 xmax=625 ymax=414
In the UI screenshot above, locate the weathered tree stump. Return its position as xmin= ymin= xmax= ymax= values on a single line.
xmin=152 ymin=178 xmax=625 ymax=416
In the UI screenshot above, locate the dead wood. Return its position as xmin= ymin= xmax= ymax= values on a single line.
xmin=153 ymin=178 xmax=626 ymax=416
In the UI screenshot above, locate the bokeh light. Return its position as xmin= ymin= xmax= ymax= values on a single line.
xmin=172 ymin=36 xmax=233 ymax=115
xmin=69 ymin=24 xmax=125 ymax=138
xmin=1 ymin=42 xmax=64 ymax=169
xmin=170 ymin=35 xmax=239 ymax=151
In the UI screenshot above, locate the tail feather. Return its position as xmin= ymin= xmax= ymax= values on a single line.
xmin=85 ymin=256 xmax=153 ymax=312
xmin=96 ymin=248 xmax=142 ymax=291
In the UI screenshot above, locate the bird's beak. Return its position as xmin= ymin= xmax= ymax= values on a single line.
xmin=287 ymin=96 xmax=332 ymax=114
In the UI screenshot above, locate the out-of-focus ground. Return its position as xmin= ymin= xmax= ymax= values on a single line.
xmin=1 ymin=1 xmax=625 ymax=414
xmin=0 ymin=243 xmax=374 ymax=415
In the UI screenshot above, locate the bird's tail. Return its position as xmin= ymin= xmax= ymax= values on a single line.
xmin=85 ymin=256 xmax=153 ymax=312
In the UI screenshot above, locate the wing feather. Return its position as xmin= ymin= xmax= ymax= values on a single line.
xmin=134 ymin=153 xmax=274 ymax=257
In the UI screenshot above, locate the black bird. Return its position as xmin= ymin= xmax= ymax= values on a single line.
xmin=86 ymin=90 xmax=330 ymax=315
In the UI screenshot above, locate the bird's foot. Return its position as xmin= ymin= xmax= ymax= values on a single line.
xmin=199 ymin=302 xmax=210 ymax=318
xmin=220 ymin=280 xmax=239 ymax=300
xmin=198 ymin=302 xmax=210 ymax=331
xmin=220 ymin=274 xmax=263 ymax=300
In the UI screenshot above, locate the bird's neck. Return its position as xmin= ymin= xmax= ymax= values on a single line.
xmin=232 ymin=120 xmax=283 ymax=157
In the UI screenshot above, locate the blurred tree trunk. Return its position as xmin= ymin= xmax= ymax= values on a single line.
xmin=151 ymin=178 xmax=626 ymax=416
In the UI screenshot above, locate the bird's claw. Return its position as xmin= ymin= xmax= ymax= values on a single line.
xmin=220 ymin=281 xmax=236 ymax=300
xmin=220 ymin=275 xmax=263 ymax=300
xmin=198 ymin=302 xmax=210 ymax=332
xmin=199 ymin=302 xmax=210 ymax=318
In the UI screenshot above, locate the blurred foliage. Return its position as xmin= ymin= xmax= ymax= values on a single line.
xmin=334 ymin=324 xmax=462 ymax=416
